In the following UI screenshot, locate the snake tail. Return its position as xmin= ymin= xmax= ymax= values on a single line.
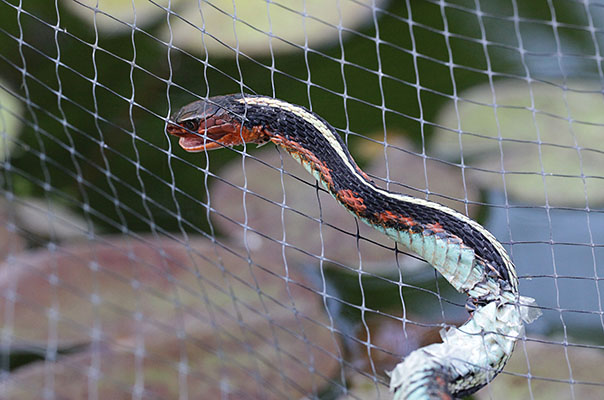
xmin=167 ymin=94 xmax=540 ymax=399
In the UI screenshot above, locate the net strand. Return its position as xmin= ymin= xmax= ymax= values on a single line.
xmin=2 ymin=1 xmax=604 ymax=398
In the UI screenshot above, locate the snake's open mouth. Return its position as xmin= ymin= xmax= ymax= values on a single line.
xmin=176 ymin=130 xmax=229 ymax=152
xmin=167 ymin=119 xmax=238 ymax=152
xmin=168 ymin=97 xmax=275 ymax=152
xmin=178 ymin=134 xmax=216 ymax=152
xmin=168 ymin=117 xmax=270 ymax=152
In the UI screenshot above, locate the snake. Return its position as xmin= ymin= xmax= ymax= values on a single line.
xmin=166 ymin=94 xmax=539 ymax=399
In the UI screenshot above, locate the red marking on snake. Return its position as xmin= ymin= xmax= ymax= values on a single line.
xmin=426 ymin=222 xmax=465 ymax=245
xmin=376 ymin=210 xmax=417 ymax=227
xmin=270 ymin=135 xmax=334 ymax=187
xmin=336 ymin=189 xmax=367 ymax=213
xmin=425 ymin=222 xmax=445 ymax=234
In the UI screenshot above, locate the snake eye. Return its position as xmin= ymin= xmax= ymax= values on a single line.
xmin=182 ymin=120 xmax=198 ymax=132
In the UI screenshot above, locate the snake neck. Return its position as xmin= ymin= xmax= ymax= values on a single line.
xmin=236 ymin=97 xmax=516 ymax=292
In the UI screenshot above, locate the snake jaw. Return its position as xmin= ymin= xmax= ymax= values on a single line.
xmin=167 ymin=121 xmax=269 ymax=152
xmin=178 ymin=134 xmax=226 ymax=152
xmin=167 ymin=118 xmax=238 ymax=152
xmin=168 ymin=117 xmax=271 ymax=153
xmin=167 ymin=98 xmax=271 ymax=152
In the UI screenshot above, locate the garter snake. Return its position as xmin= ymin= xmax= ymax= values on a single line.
xmin=167 ymin=94 xmax=538 ymax=399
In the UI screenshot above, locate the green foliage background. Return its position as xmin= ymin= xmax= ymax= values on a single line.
xmin=1 ymin=0 xmax=593 ymax=237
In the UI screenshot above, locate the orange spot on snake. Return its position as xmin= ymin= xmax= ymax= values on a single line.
xmin=376 ymin=210 xmax=417 ymax=227
xmin=336 ymin=189 xmax=367 ymax=213
xmin=425 ymin=222 xmax=445 ymax=234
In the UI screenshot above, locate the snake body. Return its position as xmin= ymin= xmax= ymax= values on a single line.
xmin=167 ymin=94 xmax=538 ymax=399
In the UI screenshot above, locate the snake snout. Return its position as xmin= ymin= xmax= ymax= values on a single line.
xmin=166 ymin=122 xmax=186 ymax=137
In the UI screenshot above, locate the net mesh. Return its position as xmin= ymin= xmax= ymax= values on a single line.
xmin=1 ymin=0 xmax=604 ymax=399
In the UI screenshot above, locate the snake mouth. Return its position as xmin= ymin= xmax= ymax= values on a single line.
xmin=168 ymin=118 xmax=270 ymax=153
xmin=168 ymin=97 xmax=272 ymax=152
xmin=176 ymin=128 xmax=232 ymax=152
xmin=167 ymin=118 xmax=240 ymax=152
xmin=178 ymin=134 xmax=223 ymax=152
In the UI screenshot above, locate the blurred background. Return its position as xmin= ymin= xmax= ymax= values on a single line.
xmin=1 ymin=0 xmax=603 ymax=398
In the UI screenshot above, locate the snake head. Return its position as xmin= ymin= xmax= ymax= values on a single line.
xmin=167 ymin=95 xmax=270 ymax=152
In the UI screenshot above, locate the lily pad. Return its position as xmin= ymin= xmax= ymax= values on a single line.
xmin=11 ymin=197 xmax=92 ymax=241
xmin=0 ymin=81 xmax=22 ymax=161
xmin=0 ymin=235 xmax=340 ymax=397
xmin=0 ymin=199 xmax=25 ymax=263
xmin=62 ymin=0 xmax=168 ymax=34
xmin=2 ymin=303 xmax=338 ymax=399
xmin=65 ymin=0 xmax=384 ymax=55
xmin=431 ymin=80 xmax=604 ymax=207
xmin=163 ymin=0 xmax=385 ymax=56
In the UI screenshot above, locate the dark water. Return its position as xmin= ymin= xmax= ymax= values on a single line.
xmin=488 ymin=192 xmax=604 ymax=343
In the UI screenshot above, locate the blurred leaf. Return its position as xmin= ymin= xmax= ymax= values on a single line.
xmin=432 ymin=80 xmax=604 ymax=207
xmin=2 ymin=310 xmax=337 ymax=399
xmin=0 ymin=235 xmax=341 ymax=397
xmin=0 ymin=199 xmax=25 ymax=263
xmin=163 ymin=0 xmax=386 ymax=56
xmin=0 ymin=82 xmax=22 ymax=161
xmin=11 ymin=197 xmax=92 ymax=241
xmin=62 ymin=0 xmax=168 ymax=33
xmin=64 ymin=0 xmax=385 ymax=56
xmin=475 ymin=337 xmax=604 ymax=399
